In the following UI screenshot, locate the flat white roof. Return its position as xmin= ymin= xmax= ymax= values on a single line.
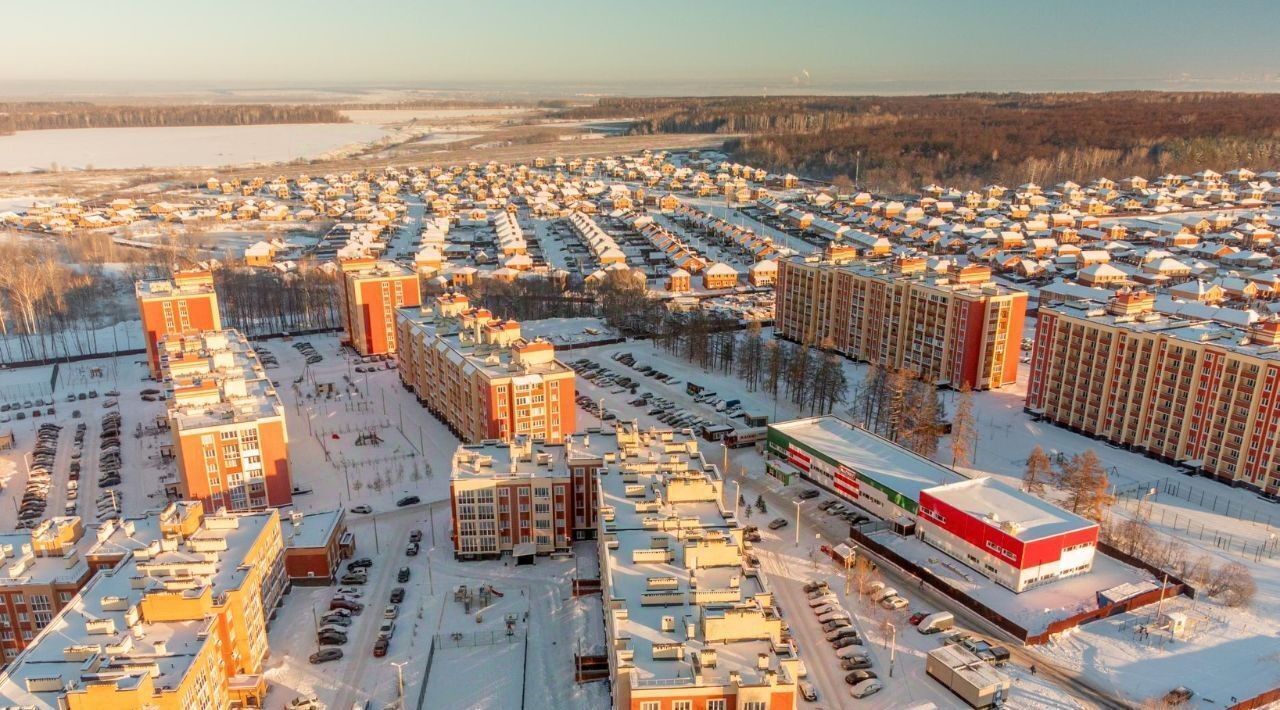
xmin=922 ymin=477 xmax=1096 ymax=541
xmin=771 ymin=416 xmax=964 ymax=500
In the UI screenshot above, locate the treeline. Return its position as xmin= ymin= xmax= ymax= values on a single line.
xmin=0 ymin=103 xmax=349 ymax=135
xmin=654 ymin=320 xmax=849 ymax=417
xmin=559 ymin=93 xmax=1280 ymax=190
xmin=214 ymin=269 xmax=345 ymax=336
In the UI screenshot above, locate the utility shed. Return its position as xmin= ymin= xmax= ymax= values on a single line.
xmin=926 ymin=644 xmax=1011 ymax=709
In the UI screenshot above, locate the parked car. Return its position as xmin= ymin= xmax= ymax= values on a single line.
xmin=373 ymin=638 xmax=389 ymax=657
xmin=798 ymin=680 xmax=818 ymax=702
xmin=850 ymin=679 xmax=883 ymax=698
xmin=833 ymin=636 xmax=863 ymax=649
xmin=767 ymin=518 xmax=789 ymax=530
xmin=390 ymin=587 xmax=405 ymax=604
xmin=409 ymin=529 xmax=423 ymax=543
xmin=845 ymin=670 xmax=878 ymax=685
xmin=842 ymin=658 xmax=873 ymax=671
xmin=797 ymin=488 xmax=820 ymax=500
xmin=397 ymin=567 xmax=411 ymax=583
xmin=396 ymin=495 xmax=420 ymax=507
xmin=406 ymin=542 xmax=420 ymax=556
xmin=317 ymin=630 xmax=347 ymax=645
xmin=309 ymin=648 xmax=343 ymax=664
xmin=348 ymin=558 xmax=373 ymax=570
xmin=340 ymin=573 xmax=367 ymax=585
xmin=350 ymin=505 xmax=373 ymax=514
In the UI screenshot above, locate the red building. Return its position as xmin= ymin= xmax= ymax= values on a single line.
xmin=916 ymin=477 xmax=1098 ymax=593
xmin=339 ymin=257 xmax=421 ymax=356
xmin=282 ymin=509 xmax=353 ymax=584
xmin=136 ymin=269 xmax=222 ymax=379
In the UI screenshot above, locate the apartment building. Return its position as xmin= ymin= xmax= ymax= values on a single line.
xmin=0 ymin=518 xmax=96 ymax=665
xmin=397 ymin=293 xmax=576 ymax=444
xmin=595 ymin=424 xmax=802 ymax=710
xmin=136 ymin=269 xmax=222 ymax=379
xmin=450 ymin=434 xmax=610 ymax=559
xmin=282 ymin=509 xmax=354 ymax=584
xmin=339 ymin=257 xmax=421 ymax=356
xmin=160 ymin=330 xmax=292 ymax=511
xmin=0 ymin=502 xmax=286 ymax=709
xmin=775 ymin=248 xmax=1027 ymax=390
xmin=1028 ymin=290 xmax=1280 ymax=495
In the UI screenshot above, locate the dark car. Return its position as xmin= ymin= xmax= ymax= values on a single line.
xmin=309 ymin=648 xmax=343 ymax=664
xmin=339 ymin=573 xmax=367 ymax=585
xmin=834 ymin=636 xmax=863 ymax=649
xmin=330 ymin=599 xmax=364 ymax=614
xmin=909 ymin=612 xmax=929 ymax=626
xmin=348 ymin=558 xmax=373 ymax=570
xmin=797 ymin=489 xmax=820 ymax=500
xmin=396 ymin=496 xmax=420 ymax=507
xmin=409 ymin=530 xmax=423 ymax=543
xmin=318 ymin=630 xmax=348 ymax=645
xmin=842 ymin=658 xmax=874 ymax=670
xmin=397 ymin=567 xmax=411 ymax=583
xmin=320 ymin=615 xmax=352 ymax=627
xmin=390 ymin=587 xmax=405 ymax=604
xmin=767 ymin=518 xmax=788 ymax=530
xmin=846 ymin=670 xmax=878 ymax=685
xmin=373 ymin=638 xmax=389 ymax=657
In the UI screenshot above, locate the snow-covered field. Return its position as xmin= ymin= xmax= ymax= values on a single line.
xmin=0 ymin=124 xmax=390 ymax=172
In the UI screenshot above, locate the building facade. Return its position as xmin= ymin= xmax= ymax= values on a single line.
xmin=161 ymin=330 xmax=292 ymax=511
xmin=0 ymin=502 xmax=285 ymax=709
xmin=398 ymin=294 xmax=576 ymax=444
xmin=775 ymin=249 xmax=1026 ymax=390
xmin=916 ymin=478 xmax=1098 ymax=592
xmin=282 ymin=509 xmax=354 ymax=584
xmin=1028 ymin=291 xmax=1280 ymax=495
xmin=136 ymin=269 xmax=222 ymax=379
xmin=0 ymin=518 xmax=96 ymax=665
xmin=339 ymin=257 xmax=421 ymax=356
xmin=449 ymin=435 xmax=606 ymax=559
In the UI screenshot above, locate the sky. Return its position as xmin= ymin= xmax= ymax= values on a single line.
xmin=3 ymin=0 xmax=1280 ymax=96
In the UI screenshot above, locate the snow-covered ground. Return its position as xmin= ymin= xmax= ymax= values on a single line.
xmin=0 ymin=124 xmax=392 ymax=172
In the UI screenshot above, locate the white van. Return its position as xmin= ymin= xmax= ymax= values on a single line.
xmin=917 ymin=611 xmax=955 ymax=634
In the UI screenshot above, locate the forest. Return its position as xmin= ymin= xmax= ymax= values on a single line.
xmin=558 ymin=93 xmax=1280 ymax=191
xmin=0 ymin=103 xmax=349 ymax=135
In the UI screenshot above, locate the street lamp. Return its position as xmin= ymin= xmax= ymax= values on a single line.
xmin=732 ymin=480 xmax=740 ymax=519
xmin=886 ymin=622 xmax=897 ymax=678
xmin=390 ymin=660 xmax=408 ymax=700
xmin=794 ymin=500 xmax=802 ymax=546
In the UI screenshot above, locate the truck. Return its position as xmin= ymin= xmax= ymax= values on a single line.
xmin=917 ymin=611 xmax=955 ymax=634
xmin=700 ymin=424 xmax=735 ymax=442
xmin=724 ymin=427 xmax=767 ymax=448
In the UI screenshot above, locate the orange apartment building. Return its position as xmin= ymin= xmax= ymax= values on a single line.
xmin=397 ymin=294 xmax=576 ymax=444
xmin=160 ymin=330 xmax=292 ymax=511
xmin=1028 ymin=290 xmax=1280 ymax=495
xmin=450 ymin=435 xmax=605 ymax=559
xmin=339 ymin=257 xmax=422 ymax=356
xmin=0 ymin=518 xmax=96 ymax=665
xmin=776 ymin=249 xmax=1027 ymax=390
xmin=136 ymin=269 xmax=223 ymax=379
xmin=0 ymin=502 xmax=286 ymax=709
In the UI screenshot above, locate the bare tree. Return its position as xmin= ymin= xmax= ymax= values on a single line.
xmin=1024 ymin=445 xmax=1051 ymax=495
xmin=949 ymin=384 xmax=975 ymax=467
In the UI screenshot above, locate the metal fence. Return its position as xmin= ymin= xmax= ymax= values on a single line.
xmin=434 ymin=629 xmax=527 ymax=649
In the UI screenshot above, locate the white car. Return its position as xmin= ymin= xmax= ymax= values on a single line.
xmin=881 ymin=595 xmax=909 ymax=610
xmin=812 ymin=603 xmax=840 ymax=616
xmin=837 ymin=646 xmax=870 ymax=660
xmin=850 ymin=679 xmax=883 ymax=698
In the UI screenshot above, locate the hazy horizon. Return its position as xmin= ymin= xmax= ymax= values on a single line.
xmin=3 ymin=0 xmax=1279 ymax=100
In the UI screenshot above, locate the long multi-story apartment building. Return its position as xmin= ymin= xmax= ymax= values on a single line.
xmin=136 ymin=268 xmax=222 ymax=379
xmin=0 ymin=501 xmax=286 ymax=709
xmin=397 ymin=293 xmax=575 ymax=443
xmin=1028 ymin=290 xmax=1280 ymax=495
xmin=449 ymin=434 xmax=604 ymax=559
xmin=594 ymin=424 xmax=802 ymax=710
xmin=0 ymin=518 xmax=96 ymax=665
xmin=776 ymin=246 xmax=1027 ymax=390
xmin=339 ymin=257 xmax=421 ymax=356
xmin=160 ymin=329 xmax=292 ymax=511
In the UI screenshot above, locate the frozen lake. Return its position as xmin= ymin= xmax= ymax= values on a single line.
xmin=0 ymin=123 xmax=390 ymax=172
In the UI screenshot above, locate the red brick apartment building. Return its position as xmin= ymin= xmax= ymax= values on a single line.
xmin=136 ymin=269 xmax=222 ymax=379
xmin=282 ymin=509 xmax=353 ymax=584
xmin=339 ymin=257 xmax=421 ymax=356
xmin=397 ymin=293 xmax=576 ymax=444
xmin=450 ymin=435 xmax=604 ymax=559
xmin=1028 ymin=290 xmax=1280 ymax=495
xmin=0 ymin=518 xmax=95 ymax=664
xmin=775 ymin=248 xmax=1026 ymax=390
xmin=160 ymin=330 xmax=292 ymax=511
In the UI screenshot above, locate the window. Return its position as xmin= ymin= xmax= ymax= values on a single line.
xmin=673 ymin=702 xmax=692 ymax=710
xmin=741 ymin=702 xmax=765 ymax=710
xmin=640 ymin=703 xmax=659 ymax=710
xmin=706 ymin=701 xmax=727 ymax=710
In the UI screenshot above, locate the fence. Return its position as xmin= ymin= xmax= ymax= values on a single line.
xmin=1160 ymin=478 xmax=1280 ymax=528
xmin=412 ymin=633 xmax=437 ymax=710
xmin=849 ymin=529 xmax=1190 ymax=646
xmin=434 ymin=628 xmax=527 ymax=649
xmin=1229 ymin=686 xmax=1280 ymax=710
xmin=1115 ymin=485 xmax=1280 ymax=562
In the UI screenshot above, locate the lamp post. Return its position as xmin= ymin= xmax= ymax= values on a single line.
xmin=390 ymin=660 xmax=408 ymax=700
xmin=794 ymin=500 xmax=801 ymax=546
xmin=732 ymin=480 xmax=740 ymax=519
xmin=886 ymin=622 xmax=897 ymax=678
